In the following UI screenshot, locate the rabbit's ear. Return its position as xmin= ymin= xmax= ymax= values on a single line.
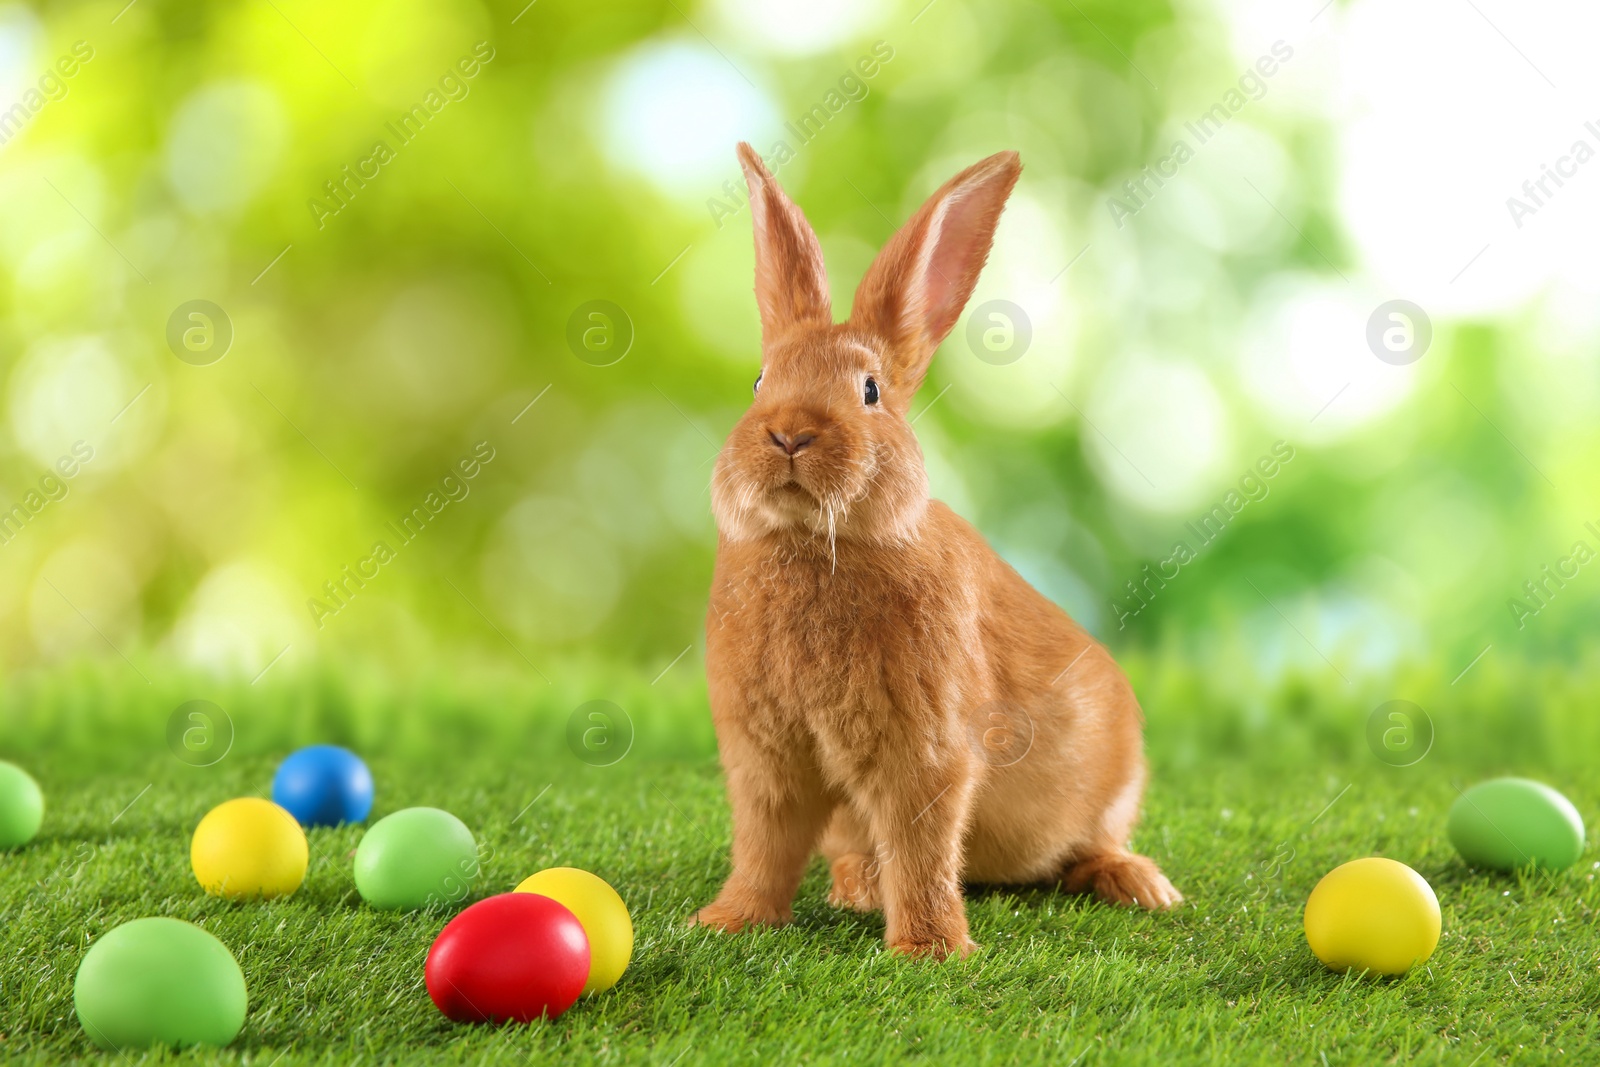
xmin=738 ymin=142 xmax=832 ymax=345
xmin=849 ymin=151 xmax=1021 ymax=393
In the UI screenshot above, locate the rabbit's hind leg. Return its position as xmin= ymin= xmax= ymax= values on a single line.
xmin=821 ymin=807 xmax=881 ymax=912
xmin=1059 ymin=848 xmax=1182 ymax=910
xmin=1055 ymin=746 xmax=1181 ymax=909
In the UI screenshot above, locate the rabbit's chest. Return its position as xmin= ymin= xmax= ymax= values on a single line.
xmin=709 ymin=553 xmax=984 ymax=742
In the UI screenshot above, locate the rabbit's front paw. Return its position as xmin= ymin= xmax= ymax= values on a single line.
xmin=887 ymin=934 xmax=979 ymax=960
xmin=692 ymin=897 xmax=792 ymax=933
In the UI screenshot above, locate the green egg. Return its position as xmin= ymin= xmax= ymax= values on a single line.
xmin=0 ymin=761 xmax=44 ymax=849
xmin=353 ymin=807 xmax=478 ymax=910
xmin=74 ymin=918 xmax=247 ymax=1049
xmin=1447 ymin=777 xmax=1585 ymax=872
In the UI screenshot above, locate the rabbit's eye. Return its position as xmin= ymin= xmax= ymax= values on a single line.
xmin=753 ymin=372 xmax=762 ymax=396
xmin=864 ymin=377 xmax=880 ymax=405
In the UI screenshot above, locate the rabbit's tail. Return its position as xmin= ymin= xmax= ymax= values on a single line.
xmin=1059 ymin=849 xmax=1183 ymax=910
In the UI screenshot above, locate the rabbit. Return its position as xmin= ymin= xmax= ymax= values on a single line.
xmin=692 ymin=143 xmax=1181 ymax=960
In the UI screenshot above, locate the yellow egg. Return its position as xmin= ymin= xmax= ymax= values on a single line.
xmin=515 ymin=867 xmax=633 ymax=993
xmin=191 ymin=798 xmax=308 ymax=900
xmin=1304 ymin=857 xmax=1440 ymax=975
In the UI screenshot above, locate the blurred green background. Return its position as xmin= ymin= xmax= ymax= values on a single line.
xmin=0 ymin=0 xmax=1595 ymax=718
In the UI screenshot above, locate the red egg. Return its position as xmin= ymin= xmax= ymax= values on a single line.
xmin=425 ymin=892 xmax=590 ymax=1023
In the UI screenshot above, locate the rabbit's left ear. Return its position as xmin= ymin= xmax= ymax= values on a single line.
xmin=850 ymin=151 xmax=1021 ymax=394
xmin=738 ymin=142 xmax=832 ymax=346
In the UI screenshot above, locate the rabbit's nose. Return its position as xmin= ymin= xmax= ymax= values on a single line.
xmin=768 ymin=430 xmax=815 ymax=456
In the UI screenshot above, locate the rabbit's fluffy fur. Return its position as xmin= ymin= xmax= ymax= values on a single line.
xmin=693 ymin=144 xmax=1180 ymax=959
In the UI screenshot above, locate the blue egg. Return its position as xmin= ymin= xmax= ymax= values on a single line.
xmin=272 ymin=745 xmax=374 ymax=827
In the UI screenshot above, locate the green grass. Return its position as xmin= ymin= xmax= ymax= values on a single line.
xmin=4 ymin=661 xmax=1600 ymax=1064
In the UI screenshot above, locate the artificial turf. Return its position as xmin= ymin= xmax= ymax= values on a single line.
xmin=3 ymin=660 xmax=1599 ymax=1065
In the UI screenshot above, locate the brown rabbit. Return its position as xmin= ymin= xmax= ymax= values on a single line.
xmin=693 ymin=143 xmax=1181 ymax=960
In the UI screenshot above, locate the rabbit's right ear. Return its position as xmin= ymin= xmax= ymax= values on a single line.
xmin=849 ymin=151 xmax=1021 ymax=396
xmin=738 ymin=142 xmax=832 ymax=346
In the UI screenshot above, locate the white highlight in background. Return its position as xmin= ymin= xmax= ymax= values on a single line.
xmin=600 ymin=40 xmax=779 ymax=198
xmin=1083 ymin=353 xmax=1231 ymax=514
